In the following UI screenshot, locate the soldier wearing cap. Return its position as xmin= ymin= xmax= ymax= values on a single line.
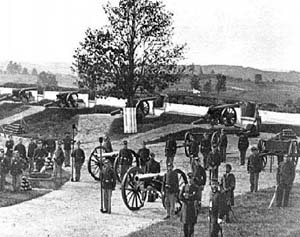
xmin=102 ymin=134 xmax=113 ymax=153
xmin=238 ymin=133 xmax=249 ymax=165
xmin=247 ymin=146 xmax=263 ymax=192
xmin=219 ymin=129 xmax=228 ymax=162
xmin=146 ymin=152 xmax=160 ymax=174
xmin=165 ymin=134 xmax=177 ymax=166
xmin=14 ymin=138 xmax=26 ymax=160
xmin=5 ymin=134 xmax=14 ymax=158
xmin=53 ymin=140 xmax=65 ymax=184
xmin=0 ymin=148 xmax=10 ymax=191
xmin=46 ymin=134 xmax=56 ymax=159
xmin=100 ymin=158 xmax=116 ymax=214
xmin=33 ymin=140 xmax=48 ymax=172
xmin=163 ymin=162 xmax=179 ymax=219
xmin=63 ymin=132 xmax=73 ymax=167
xmin=192 ymin=156 xmax=206 ymax=212
xmin=207 ymin=144 xmax=221 ymax=184
xmin=179 ymin=172 xmax=198 ymax=237
xmin=200 ymin=133 xmax=211 ymax=169
xmin=10 ymin=151 xmax=23 ymax=192
xmin=119 ymin=140 xmax=138 ymax=180
xmin=137 ymin=141 xmax=150 ymax=173
xmin=27 ymin=137 xmax=37 ymax=173
xmin=188 ymin=134 xmax=200 ymax=161
xmin=71 ymin=141 xmax=85 ymax=182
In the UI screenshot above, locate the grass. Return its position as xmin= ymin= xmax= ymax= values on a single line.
xmin=0 ymin=103 xmax=29 ymax=120
xmin=127 ymin=183 xmax=300 ymax=237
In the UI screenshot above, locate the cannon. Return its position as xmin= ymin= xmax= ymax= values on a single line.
xmin=121 ymin=166 xmax=187 ymax=211
xmin=45 ymin=91 xmax=85 ymax=108
xmin=1 ymin=87 xmax=36 ymax=103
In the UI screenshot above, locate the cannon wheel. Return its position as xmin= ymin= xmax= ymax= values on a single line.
xmin=260 ymin=154 xmax=268 ymax=169
xmin=220 ymin=107 xmax=237 ymax=126
xmin=288 ymin=141 xmax=299 ymax=166
xmin=162 ymin=169 xmax=188 ymax=214
xmin=184 ymin=132 xmax=193 ymax=157
xmin=211 ymin=131 xmax=220 ymax=147
xmin=113 ymin=155 xmax=121 ymax=182
xmin=121 ymin=167 xmax=146 ymax=211
xmin=88 ymin=147 xmax=106 ymax=181
xmin=137 ymin=100 xmax=150 ymax=116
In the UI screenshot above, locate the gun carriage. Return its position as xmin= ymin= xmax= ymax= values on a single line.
xmin=0 ymin=87 xmax=36 ymax=103
xmin=45 ymin=91 xmax=85 ymax=108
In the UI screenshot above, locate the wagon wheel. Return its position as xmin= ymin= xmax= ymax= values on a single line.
xmin=137 ymin=100 xmax=150 ymax=116
xmin=88 ymin=147 xmax=106 ymax=181
xmin=184 ymin=132 xmax=193 ymax=157
xmin=161 ymin=169 xmax=188 ymax=214
xmin=121 ymin=166 xmax=146 ymax=211
xmin=211 ymin=131 xmax=220 ymax=147
xmin=113 ymin=155 xmax=121 ymax=182
xmin=220 ymin=107 xmax=237 ymax=126
xmin=288 ymin=141 xmax=299 ymax=166
xmin=260 ymin=154 xmax=268 ymax=169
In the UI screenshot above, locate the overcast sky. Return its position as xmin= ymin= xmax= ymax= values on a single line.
xmin=0 ymin=0 xmax=299 ymax=71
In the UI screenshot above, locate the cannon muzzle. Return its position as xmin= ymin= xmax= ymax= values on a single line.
xmin=134 ymin=172 xmax=165 ymax=182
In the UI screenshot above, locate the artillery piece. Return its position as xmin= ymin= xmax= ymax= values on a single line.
xmin=45 ymin=91 xmax=85 ymax=108
xmin=0 ymin=87 xmax=36 ymax=103
xmin=121 ymin=167 xmax=187 ymax=211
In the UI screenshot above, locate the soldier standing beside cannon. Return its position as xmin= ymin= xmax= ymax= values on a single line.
xmin=238 ymin=134 xmax=249 ymax=166
xmin=33 ymin=140 xmax=48 ymax=172
xmin=137 ymin=141 xmax=150 ymax=173
xmin=200 ymin=133 xmax=211 ymax=169
xmin=219 ymin=129 xmax=228 ymax=163
xmin=165 ymin=134 xmax=177 ymax=166
xmin=207 ymin=144 xmax=221 ymax=184
xmin=192 ymin=157 xmax=206 ymax=212
xmin=53 ymin=141 xmax=65 ymax=185
xmin=10 ymin=151 xmax=23 ymax=192
xmin=14 ymin=138 xmax=26 ymax=160
xmin=119 ymin=140 xmax=138 ymax=181
xmin=71 ymin=141 xmax=85 ymax=182
xmin=146 ymin=152 xmax=160 ymax=174
xmin=27 ymin=138 xmax=37 ymax=173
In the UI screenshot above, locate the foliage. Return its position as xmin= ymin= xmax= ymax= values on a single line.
xmin=31 ymin=68 xmax=38 ymax=75
xmin=254 ymin=74 xmax=263 ymax=84
xmin=215 ymin=74 xmax=226 ymax=94
xmin=6 ymin=61 xmax=22 ymax=74
xmin=22 ymin=67 xmax=29 ymax=75
xmin=37 ymin=71 xmax=58 ymax=90
xmin=203 ymin=80 xmax=212 ymax=93
xmin=73 ymin=0 xmax=185 ymax=107
xmin=190 ymin=75 xmax=201 ymax=90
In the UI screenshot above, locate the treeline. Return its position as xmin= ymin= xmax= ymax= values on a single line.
xmin=0 ymin=61 xmax=38 ymax=75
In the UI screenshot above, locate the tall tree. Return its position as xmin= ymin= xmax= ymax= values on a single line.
xmin=31 ymin=68 xmax=38 ymax=75
xmin=72 ymin=0 xmax=185 ymax=107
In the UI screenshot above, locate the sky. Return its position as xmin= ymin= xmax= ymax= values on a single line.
xmin=0 ymin=0 xmax=300 ymax=71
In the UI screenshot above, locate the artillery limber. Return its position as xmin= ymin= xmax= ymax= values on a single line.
xmin=45 ymin=91 xmax=85 ymax=108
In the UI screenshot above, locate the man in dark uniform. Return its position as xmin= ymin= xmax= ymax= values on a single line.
xmin=53 ymin=140 xmax=65 ymax=185
xmin=200 ymin=133 xmax=211 ymax=169
xmin=276 ymin=155 xmax=295 ymax=207
xmin=145 ymin=152 xmax=161 ymax=202
xmin=46 ymin=134 xmax=56 ymax=158
xmin=5 ymin=134 xmax=14 ymax=158
xmin=163 ymin=162 xmax=179 ymax=219
xmin=219 ymin=129 xmax=228 ymax=162
xmin=220 ymin=164 xmax=236 ymax=222
xmin=71 ymin=141 xmax=85 ymax=182
xmin=33 ymin=140 xmax=48 ymax=172
xmin=192 ymin=157 xmax=206 ymax=212
xmin=10 ymin=151 xmax=23 ymax=192
xmin=137 ymin=141 xmax=150 ymax=173
xmin=146 ymin=152 xmax=160 ymax=174
xmin=63 ymin=132 xmax=72 ymax=167
xmin=238 ymin=134 xmax=249 ymax=165
xmin=14 ymin=138 xmax=26 ymax=159
xmin=100 ymin=159 xmax=116 ymax=214
xmin=247 ymin=146 xmax=263 ymax=192
xmin=165 ymin=134 xmax=177 ymax=166
xmin=0 ymin=148 xmax=10 ymax=191
xmin=119 ymin=140 xmax=137 ymax=180
xmin=189 ymin=134 xmax=199 ymax=160
xmin=27 ymin=138 xmax=37 ymax=173
xmin=179 ymin=172 xmax=198 ymax=237
xmin=207 ymin=144 xmax=221 ymax=184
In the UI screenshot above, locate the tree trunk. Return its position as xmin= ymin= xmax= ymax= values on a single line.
xmin=123 ymin=107 xmax=137 ymax=134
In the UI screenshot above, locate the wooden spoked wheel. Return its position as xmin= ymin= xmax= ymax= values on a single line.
xmin=288 ymin=140 xmax=299 ymax=166
xmin=220 ymin=107 xmax=237 ymax=126
xmin=88 ymin=147 xmax=106 ymax=181
xmin=211 ymin=131 xmax=220 ymax=147
xmin=121 ymin=167 xmax=146 ymax=211
xmin=137 ymin=100 xmax=150 ymax=116
xmin=184 ymin=132 xmax=193 ymax=157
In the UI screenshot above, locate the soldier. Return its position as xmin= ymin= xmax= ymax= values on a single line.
xmin=207 ymin=144 xmax=221 ymax=184
xmin=219 ymin=129 xmax=228 ymax=162
xmin=27 ymin=138 xmax=37 ymax=173
xmin=33 ymin=140 xmax=48 ymax=172
xmin=238 ymin=133 xmax=249 ymax=165
xmin=71 ymin=141 xmax=85 ymax=182
xmin=5 ymin=134 xmax=14 ymax=158
xmin=146 ymin=152 xmax=160 ymax=174
xmin=119 ymin=140 xmax=137 ymax=180
xmin=165 ymin=134 xmax=177 ymax=166
xmin=189 ymin=134 xmax=200 ymax=159
xmin=53 ymin=141 xmax=65 ymax=185
xmin=179 ymin=172 xmax=198 ymax=237
xmin=163 ymin=162 xmax=179 ymax=219
xmin=102 ymin=134 xmax=113 ymax=153
xmin=10 ymin=151 xmax=23 ymax=192
xmin=63 ymin=132 xmax=72 ymax=167
xmin=276 ymin=154 xmax=295 ymax=207
xmin=137 ymin=141 xmax=150 ymax=173
xmin=100 ymin=158 xmax=116 ymax=214
xmin=46 ymin=134 xmax=56 ymax=159
xmin=14 ymin=138 xmax=26 ymax=159
xmin=200 ymin=133 xmax=211 ymax=169
xmin=220 ymin=164 xmax=236 ymax=223
xmin=247 ymin=146 xmax=263 ymax=192
xmin=0 ymin=148 xmax=10 ymax=191
xmin=192 ymin=156 xmax=206 ymax=212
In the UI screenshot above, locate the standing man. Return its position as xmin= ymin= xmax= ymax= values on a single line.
xmin=71 ymin=141 xmax=85 ymax=182
xmin=14 ymin=138 xmax=27 ymax=159
xmin=200 ymin=133 xmax=211 ymax=169
xmin=137 ymin=141 xmax=150 ymax=172
xmin=33 ymin=140 xmax=48 ymax=172
xmin=247 ymin=146 xmax=263 ymax=192
xmin=63 ymin=132 xmax=72 ymax=167
xmin=163 ymin=163 xmax=179 ymax=219
xmin=220 ymin=164 xmax=236 ymax=223
xmin=165 ymin=134 xmax=177 ymax=166
xmin=207 ymin=144 xmax=221 ymax=184
xmin=146 ymin=152 xmax=160 ymax=174
xmin=10 ymin=151 xmax=23 ymax=192
xmin=179 ymin=172 xmax=198 ymax=237
xmin=53 ymin=141 xmax=65 ymax=185
xmin=119 ymin=140 xmax=137 ymax=180
xmin=102 ymin=134 xmax=113 ymax=153
xmin=100 ymin=159 xmax=116 ymax=214
xmin=219 ymin=129 xmax=228 ymax=162
xmin=276 ymin=155 xmax=295 ymax=207
xmin=0 ymin=148 xmax=10 ymax=191
xmin=27 ymin=138 xmax=37 ymax=173
xmin=46 ymin=134 xmax=56 ymax=159
xmin=238 ymin=134 xmax=249 ymax=165
xmin=5 ymin=134 xmax=14 ymax=158
xmin=192 ymin=157 xmax=206 ymax=212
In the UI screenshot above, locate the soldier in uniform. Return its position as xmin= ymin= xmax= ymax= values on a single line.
xmin=63 ymin=132 xmax=72 ymax=167
xmin=33 ymin=140 xmax=48 ymax=172
xmin=27 ymin=138 xmax=37 ymax=173
xmin=46 ymin=134 xmax=56 ymax=159
xmin=179 ymin=172 xmax=198 ymax=237
xmin=14 ymin=138 xmax=26 ymax=160
xmin=146 ymin=152 xmax=160 ymax=174
xmin=165 ymin=134 xmax=177 ymax=166
xmin=119 ymin=140 xmax=137 ymax=180
xmin=207 ymin=144 xmax=221 ymax=184
xmin=189 ymin=135 xmax=200 ymax=163
xmin=137 ymin=141 xmax=150 ymax=173
xmin=100 ymin=158 xmax=116 ymax=214
xmin=0 ymin=148 xmax=10 ymax=191
xmin=163 ymin=162 xmax=179 ymax=219
xmin=238 ymin=134 xmax=249 ymax=165
xmin=102 ymin=134 xmax=113 ymax=153
xmin=10 ymin=151 xmax=23 ymax=192
xmin=192 ymin=156 xmax=206 ymax=212
xmin=71 ymin=141 xmax=85 ymax=182
xmin=53 ymin=140 xmax=65 ymax=185
xmin=276 ymin=154 xmax=295 ymax=207
xmin=200 ymin=133 xmax=211 ymax=169
xmin=220 ymin=164 xmax=236 ymax=222
xmin=247 ymin=146 xmax=263 ymax=192
xmin=219 ymin=129 xmax=228 ymax=162
xmin=5 ymin=134 xmax=14 ymax=158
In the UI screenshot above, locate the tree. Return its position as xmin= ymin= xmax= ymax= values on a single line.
xmin=37 ymin=71 xmax=58 ymax=90
xmin=72 ymin=0 xmax=185 ymax=107
xmin=211 ymin=69 xmax=215 ymax=74
xmin=22 ymin=67 xmax=29 ymax=75
xmin=190 ymin=75 xmax=200 ymax=90
xmin=6 ymin=61 xmax=22 ymax=74
xmin=215 ymin=74 xmax=226 ymax=94
xmin=254 ymin=74 xmax=263 ymax=84
xmin=203 ymin=80 xmax=212 ymax=93
xmin=31 ymin=68 xmax=38 ymax=75
xmin=199 ymin=66 xmax=203 ymax=75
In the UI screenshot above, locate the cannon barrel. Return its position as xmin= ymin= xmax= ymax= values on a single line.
xmin=134 ymin=172 xmax=165 ymax=182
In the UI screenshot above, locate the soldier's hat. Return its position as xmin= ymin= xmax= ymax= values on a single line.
xmin=225 ymin=164 xmax=232 ymax=170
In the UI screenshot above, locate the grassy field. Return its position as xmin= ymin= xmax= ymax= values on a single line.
xmin=127 ymin=183 xmax=300 ymax=237
xmin=0 ymin=103 xmax=30 ymax=120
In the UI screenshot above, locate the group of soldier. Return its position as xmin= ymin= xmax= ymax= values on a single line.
xmin=0 ymin=132 xmax=86 ymax=192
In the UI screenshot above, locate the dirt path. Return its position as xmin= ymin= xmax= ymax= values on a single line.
xmin=0 ymin=114 xmax=299 ymax=237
